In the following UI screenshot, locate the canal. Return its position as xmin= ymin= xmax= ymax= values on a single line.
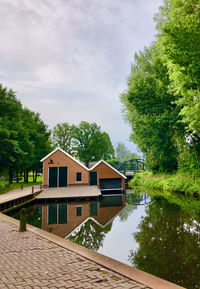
xmin=7 ymin=190 xmax=200 ymax=289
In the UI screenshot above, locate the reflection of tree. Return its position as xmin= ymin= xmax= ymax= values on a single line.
xmin=68 ymin=219 xmax=112 ymax=251
xmin=8 ymin=204 xmax=42 ymax=229
xmin=129 ymin=199 xmax=200 ymax=289
xmin=26 ymin=205 xmax=42 ymax=228
xmin=119 ymin=193 xmax=147 ymax=222
xmin=118 ymin=205 xmax=137 ymax=222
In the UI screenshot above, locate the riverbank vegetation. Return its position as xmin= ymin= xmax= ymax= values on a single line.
xmin=121 ymin=0 xmax=200 ymax=191
xmin=131 ymin=172 xmax=200 ymax=197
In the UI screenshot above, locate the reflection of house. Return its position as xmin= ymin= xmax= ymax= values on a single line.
xmin=41 ymin=195 xmax=125 ymax=238
xmin=40 ymin=147 xmax=126 ymax=194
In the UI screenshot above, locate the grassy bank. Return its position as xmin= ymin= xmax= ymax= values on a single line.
xmin=131 ymin=171 xmax=200 ymax=197
xmin=0 ymin=175 xmax=42 ymax=194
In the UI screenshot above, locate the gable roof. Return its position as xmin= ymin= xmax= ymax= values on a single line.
xmin=89 ymin=160 xmax=127 ymax=179
xmin=40 ymin=147 xmax=88 ymax=170
xmin=41 ymin=148 xmax=126 ymax=179
xmin=65 ymin=206 xmax=125 ymax=239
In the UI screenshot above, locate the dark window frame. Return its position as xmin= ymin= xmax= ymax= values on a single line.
xmin=76 ymin=206 xmax=82 ymax=216
xmin=76 ymin=172 xmax=82 ymax=182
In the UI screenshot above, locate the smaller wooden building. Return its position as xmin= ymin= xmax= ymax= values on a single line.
xmin=40 ymin=147 xmax=126 ymax=194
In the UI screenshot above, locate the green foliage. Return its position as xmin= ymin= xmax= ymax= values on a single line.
xmin=122 ymin=1 xmax=200 ymax=174
xmin=52 ymin=123 xmax=73 ymax=152
xmin=0 ymin=84 xmax=52 ymax=182
xmin=121 ymin=44 xmax=184 ymax=172
xmin=116 ymin=142 xmax=140 ymax=162
xmin=72 ymin=122 xmax=114 ymax=167
xmin=53 ymin=121 xmax=115 ymax=167
xmin=131 ymin=171 xmax=200 ymax=196
xmin=155 ymin=0 xmax=200 ymax=135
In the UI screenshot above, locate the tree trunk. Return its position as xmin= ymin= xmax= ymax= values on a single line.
xmin=24 ymin=170 xmax=29 ymax=183
xmin=32 ymin=170 xmax=34 ymax=182
xmin=34 ymin=171 xmax=37 ymax=183
xmin=16 ymin=171 xmax=19 ymax=183
xmin=9 ymin=169 xmax=13 ymax=184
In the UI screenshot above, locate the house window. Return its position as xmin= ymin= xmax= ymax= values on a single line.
xmin=76 ymin=206 xmax=82 ymax=216
xmin=76 ymin=172 xmax=82 ymax=182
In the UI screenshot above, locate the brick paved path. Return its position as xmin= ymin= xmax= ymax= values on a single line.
xmin=0 ymin=218 xmax=150 ymax=289
xmin=0 ymin=185 xmax=41 ymax=205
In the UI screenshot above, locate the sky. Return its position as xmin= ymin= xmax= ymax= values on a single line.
xmin=0 ymin=0 xmax=162 ymax=153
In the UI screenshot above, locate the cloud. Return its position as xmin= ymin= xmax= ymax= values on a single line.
xmin=0 ymin=0 xmax=162 ymax=153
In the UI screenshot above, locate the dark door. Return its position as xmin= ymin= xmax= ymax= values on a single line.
xmin=99 ymin=178 xmax=122 ymax=190
xmin=59 ymin=167 xmax=67 ymax=187
xmin=89 ymin=172 xmax=97 ymax=185
xmin=49 ymin=167 xmax=58 ymax=187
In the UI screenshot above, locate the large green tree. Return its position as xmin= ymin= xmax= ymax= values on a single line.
xmin=155 ymin=0 xmax=200 ymax=135
xmin=0 ymin=84 xmax=52 ymax=182
xmin=53 ymin=121 xmax=115 ymax=167
xmin=121 ymin=44 xmax=184 ymax=172
xmin=72 ymin=121 xmax=114 ymax=167
xmin=154 ymin=0 xmax=200 ymax=170
xmin=52 ymin=123 xmax=73 ymax=152
xmin=0 ymin=85 xmax=27 ymax=179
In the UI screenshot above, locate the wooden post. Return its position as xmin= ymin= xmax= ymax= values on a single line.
xmin=32 ymin=186 xmax=34 ymax=194
xmin=21 ymin=184 xmax=23 ymax=190
xmin=19 ymin=208 xmax=26 ymax=232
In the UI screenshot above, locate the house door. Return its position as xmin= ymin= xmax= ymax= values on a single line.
xmin=89 ymin=172 xmax=97 ymax=185
xmin=59 ymin=167 xmax=68 ymax=187
xmin=49 ymin=167 xmax=58 ymax=187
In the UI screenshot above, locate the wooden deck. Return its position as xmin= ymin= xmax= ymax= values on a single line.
xmin=36 ymin=185 xmax=101 ymax=199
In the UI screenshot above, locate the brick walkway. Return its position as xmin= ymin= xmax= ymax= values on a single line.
xmin=0 ymin=217 xmax=150 ymax=289
xmin=0 ymin=185 xmax=41 ymax=205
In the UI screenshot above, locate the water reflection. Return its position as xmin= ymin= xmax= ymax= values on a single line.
xmin=129 ymin=198 xmax=200 ymax=289
xmin=7 ymin=191 xmax=200 ymax=289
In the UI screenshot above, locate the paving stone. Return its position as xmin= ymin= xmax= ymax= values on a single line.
xmin=0 ymin=218 xmax=151 ymax=289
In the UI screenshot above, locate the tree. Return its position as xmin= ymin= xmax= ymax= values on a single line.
xmin=0 ymin=84 xmax=52 ymax=182
xmin=116 ymin=142 xmax=139 ymax=162
xmin=121 ymin=44 xmax=185 ymax=172
xmin=52 ymin=123 xmax=73 ymax=152
xmin=155 ymin=0 xmax=200 ymax=136
xmin=0 ymin=85 xmax=27 ymax=180
xmin=154 ymin=0 xmax=200 ymax=171
xmin=71 ymin=121 xmax=114 ymax=167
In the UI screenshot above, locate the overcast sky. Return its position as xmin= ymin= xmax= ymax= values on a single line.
xmin=1 ymin=0 xmax=162 ymax=153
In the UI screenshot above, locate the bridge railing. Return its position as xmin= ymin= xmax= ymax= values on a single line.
xmin=117 ymin=159 xmax=147 ymax=175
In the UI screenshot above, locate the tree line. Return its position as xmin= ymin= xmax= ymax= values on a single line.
xmin=0 ymin=85 xmax=51 ymax=183
xmin=52 ymin=124 xmax=140 ymax=167
xmin=1 ymin=84 xmax=139 ymax=183
xmin=121 ymin=0 xmax=200 ymax=173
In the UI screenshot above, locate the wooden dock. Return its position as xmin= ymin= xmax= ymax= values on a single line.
xmin=36 ymin=185 xmax=101 ymax=199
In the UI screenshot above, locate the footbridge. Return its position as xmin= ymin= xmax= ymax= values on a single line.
xmin=117 ymin=159 xmax=146 ymax=176
xmin=117 ymin=159 xmax=147 ymax=188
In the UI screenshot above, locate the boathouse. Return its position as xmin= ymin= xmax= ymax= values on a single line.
xmin=40 ymin=147 xmax=126 ymax=194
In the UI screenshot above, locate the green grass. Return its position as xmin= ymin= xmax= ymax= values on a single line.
xmin=130 ymin=171 xmax=200 ymax=197
xmin=0 ymin=174 xmax=43 ymax=194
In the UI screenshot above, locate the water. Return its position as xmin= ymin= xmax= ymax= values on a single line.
xmin=7 ymin=191 xmax=200 ymax=289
